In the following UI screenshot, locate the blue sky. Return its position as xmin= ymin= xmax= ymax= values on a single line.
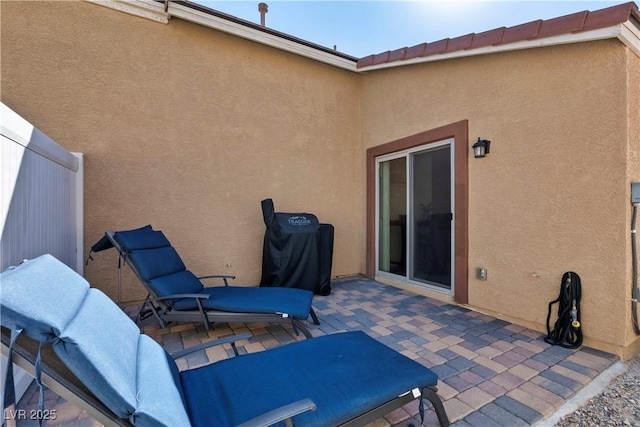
xmin=202 ymin=1 xmax=624 ymax=57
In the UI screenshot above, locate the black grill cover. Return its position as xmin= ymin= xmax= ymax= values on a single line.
xmin=260 ymin=199 xmax=333 ymax=295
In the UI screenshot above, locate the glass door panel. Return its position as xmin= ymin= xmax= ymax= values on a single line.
xmin=378 ymin=157 xmax=406 ymax=276
xmin=410 ymin=146 xmax=452 ymax=288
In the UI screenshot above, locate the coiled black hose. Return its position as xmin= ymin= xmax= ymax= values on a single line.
xmin=545 ymin=271 xmax=583 ymax=348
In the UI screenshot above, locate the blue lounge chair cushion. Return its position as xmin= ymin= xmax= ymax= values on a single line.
xmin=170 ymin=286 xmax=314 ymax=320
xmin=127 ymin=247 xmax=187 ymax=280
xmin=1 ymin=255 xmax=192 ymax=426
xmin=0 ymin=254 xmax=89 ymax=341
xmin=148 ymin=270 xmax=204 ymax=302
xmin=112 ymin=225 xmax=171 ymax=252
xmin=181 ymin=330 xmax=439 ymax=427
xmin=53 ymin=289 xmax=141 ymax=417
xmin=133 ymin=335 xmax=191 ymax=427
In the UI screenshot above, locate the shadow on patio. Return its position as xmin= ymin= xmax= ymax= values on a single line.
xmin=16 ymin=277 xmax=616 ymax=426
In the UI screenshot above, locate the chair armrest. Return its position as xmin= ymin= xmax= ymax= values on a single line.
xmin=170 ymin=333 xmax=252 ymax=359
xmin=236 ymin=398 xmax=317 ymax=427
xmin=198 ymin=275 xmax=236 ymax=286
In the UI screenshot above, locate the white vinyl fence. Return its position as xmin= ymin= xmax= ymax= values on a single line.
xmin=1 ymin=101 xmax=84 ymax=404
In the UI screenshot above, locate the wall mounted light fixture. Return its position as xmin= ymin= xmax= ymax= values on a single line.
xmin=472 ymin=138 xmax=491 ymax=158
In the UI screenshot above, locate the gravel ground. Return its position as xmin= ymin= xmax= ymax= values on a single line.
xmin=554 ymin=355 xmax=640 ymax=427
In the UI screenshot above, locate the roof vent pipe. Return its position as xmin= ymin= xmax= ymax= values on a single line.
xmin=258 ymin=3 xmax=268 ymax=27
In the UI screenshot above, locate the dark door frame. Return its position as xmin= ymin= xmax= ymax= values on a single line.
xmin=366 ymin=120 xmax=469 ymax=304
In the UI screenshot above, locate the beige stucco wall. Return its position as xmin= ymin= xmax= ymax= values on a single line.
xmin=0 ymin=1 xmax=363 ymax=302
xmin=360 ymin=40 xmax=639 ymax=357
xmin=626 ymin=48 xmax=640 ymax=357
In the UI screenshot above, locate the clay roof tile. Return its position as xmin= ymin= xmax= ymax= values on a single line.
xmin=469 ymin=27 xmax=506 ymax=49
xmin=537 ymin=11 xmax=588 ymax=38
xmin=370 ymin=51 xmax=391 ymax=66
xmin=582 ymin=2 xmax=638 ymax=31
xmin=499 ymin=20 xmax=542 ymax=45
xmin=405 ymin=43 xmax=427 ymax=60
xmin=388 ymin=47 xmax=408 ymax=62
xmin=446 ymin=34 xmax=474 ymax=53
xmin=357 ymin=55 xmax=375 ymax=68
xmin=423 ymin=39 xmax=449 ymax=56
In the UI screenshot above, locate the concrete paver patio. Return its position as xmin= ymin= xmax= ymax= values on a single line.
xmin=15 ymin=277 xmax=617 ymax=426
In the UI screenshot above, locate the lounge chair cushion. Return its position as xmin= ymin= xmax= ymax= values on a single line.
xmin=148 ymin=270 xmax=204 ymax=302
xmin=171 ymin=286 xmax=314 ymax=320
xmin=112 ymin=225 xmax=171 ymax=252
xmin=54 ymin=289 xmax=191 ymax=425
xmin=0 ymin=255 xmax=192 ymax=426
xmin=53 ymin=289 xmax=141 ymax=417
xmin=0 ymin=254 xmax=89 ymax=341
xmin=127 ymin=247 xmax=187 ymax=280
xmin=133 ymin=335 xmax=191 ymax=427
xmin=181 ymin=330 xmax=439 ymax=427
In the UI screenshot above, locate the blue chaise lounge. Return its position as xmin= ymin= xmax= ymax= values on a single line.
xmin=88 ymin=225 xmax=319 ymax=337
xmin=1 ymin=255 xmax=449 ymax=426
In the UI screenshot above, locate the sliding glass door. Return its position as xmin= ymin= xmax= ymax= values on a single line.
xmin=377 ymin=140 xmax=453 ymax=292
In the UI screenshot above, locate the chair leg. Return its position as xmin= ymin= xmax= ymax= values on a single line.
xmin=293 ymin=319 xmax=313 ymax=339
xmin=231 ymin=342 xmax=240 ymax=356
xmin=137 ymin=298 xmax=168 ymax=329
xmin=422 ymin=387 xmax=449 ymax=427
xmin=195 ymin=299 xmax=211 ymax=330
xmin=309 ymin=307 xmax=320 ymax=325
xmin=134 ymin=302 xmax=147 ymax=324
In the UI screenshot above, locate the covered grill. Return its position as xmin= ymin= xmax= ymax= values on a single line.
xmin=260 ymin=199 xmax=334 ymax=295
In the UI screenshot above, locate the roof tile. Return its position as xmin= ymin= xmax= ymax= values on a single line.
xmin=582 ymin=2 xmax=637 ymax=32
xmin=357 ymin=55 xmax=375 ymax=68
xmin=370 ymin=51 xmax=391 ymax=66
xmin=498 ymin=20 xmax=542 ymax=45
xmin=424 ymin=39 xmax=449 ymax=56
xmin=470 ymin=27 xmax=505 ymax=49
xmin=447 ymin=34 xmax=474 ymax=53
xmin=388 ymin=47 xmax=407 ymax=62
xmin=405 ymin=43 xmax=427 ymax=60
xmin=537 ymin=11 xmax=588 ymax=38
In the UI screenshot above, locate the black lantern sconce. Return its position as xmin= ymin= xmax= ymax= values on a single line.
xmin=472 ymin=138 xmax=491 ymax=158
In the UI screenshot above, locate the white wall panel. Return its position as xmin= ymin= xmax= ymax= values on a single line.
xmin=0 ymin=102 xmax=84 ymax=405
xmin=1 ymin=103 xmax=83 ymax=273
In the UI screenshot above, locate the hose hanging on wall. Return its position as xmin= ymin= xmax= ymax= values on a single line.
xmin=545 ymin=271 xmax=583 ymax=349
xmin=631 ymin=202 xmax=639 ymax=335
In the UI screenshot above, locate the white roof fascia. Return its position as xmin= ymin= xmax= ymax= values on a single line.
xmin=166 ymin=2 xmax=358 ymax=72
xmin=358 ymin=25 xmax=632 ymax=72
xmin=85 ymin=0 xmax=169 ymax=24
xmin=618 ymin=20 xmax=640 ymax=58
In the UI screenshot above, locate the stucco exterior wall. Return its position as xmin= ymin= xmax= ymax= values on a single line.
xmin=0 ymin=1 xmax=363 ymax=301
xmin=626 ymin=48 xmax=640 ymax=355
xmin=360 ymin=41 xmax=636 ymax=355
